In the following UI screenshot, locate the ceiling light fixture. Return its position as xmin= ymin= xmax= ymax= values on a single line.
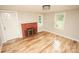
xmin=42 ymin=5 xmax=51 ymax=10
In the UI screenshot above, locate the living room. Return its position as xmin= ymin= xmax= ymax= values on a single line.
xmin=0 ymin=5 xmax=79 ymax=53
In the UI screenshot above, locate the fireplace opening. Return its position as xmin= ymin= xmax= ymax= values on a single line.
xmin=27 ymin=28 xmax=33 ymax=37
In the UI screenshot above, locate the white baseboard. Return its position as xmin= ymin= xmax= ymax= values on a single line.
xmin=44 ymin=30 xmax=79 ymax=42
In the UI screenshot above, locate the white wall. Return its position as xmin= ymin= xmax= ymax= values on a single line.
xmin=17 ymin=12 xmax=44 ymax=37
xmin=43 ymin=9 xmax=79 ymax=40
xmin=1 ymin=9 xmax=79 ymax=42
xmin=0 ymin=11 xmax=44 ymax=43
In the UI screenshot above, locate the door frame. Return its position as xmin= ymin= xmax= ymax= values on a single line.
xmin=0 ymin=10 xmax=20 ymax=43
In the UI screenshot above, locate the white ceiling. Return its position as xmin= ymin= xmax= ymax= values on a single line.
xmin=0 ymin=5 xmax=79 ymax=13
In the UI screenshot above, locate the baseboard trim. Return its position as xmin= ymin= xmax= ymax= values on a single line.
xmin=45 ymin=30 xmax=79 ymax=42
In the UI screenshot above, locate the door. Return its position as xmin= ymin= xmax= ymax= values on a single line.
xmin=1 ymin=12 xmax=20 ymax=42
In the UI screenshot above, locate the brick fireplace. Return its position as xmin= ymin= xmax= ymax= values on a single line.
xmin=21 ymin=22 xmax=37 ymax=38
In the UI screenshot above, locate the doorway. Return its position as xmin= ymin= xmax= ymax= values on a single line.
xmin=0 ymin=11 xmax=20 ymax=43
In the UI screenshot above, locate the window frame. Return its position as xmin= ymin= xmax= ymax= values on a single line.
xmin=38 ymin=15 xmax=43 ymax=26
xmin=54 ymin=12 xmax=65 ymax=30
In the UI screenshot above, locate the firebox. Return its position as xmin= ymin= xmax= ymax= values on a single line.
xmin=27 ymin=28 xmax=33 ymax=36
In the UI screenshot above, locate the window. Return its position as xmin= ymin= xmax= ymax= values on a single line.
xmin=38 ymin=16 xmax=42 ymax=23
xmin=55 ymin=12 xmax=65 ymax=30
xmin=38 ymin=16 xmax=43 ymax=26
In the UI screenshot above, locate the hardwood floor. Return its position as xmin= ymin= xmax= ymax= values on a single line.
xmin=1 ymin=31 xmax=79 ymax=53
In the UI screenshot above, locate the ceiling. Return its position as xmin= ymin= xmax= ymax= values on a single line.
xmin=0 ymin=5 xmax=79 ymax=13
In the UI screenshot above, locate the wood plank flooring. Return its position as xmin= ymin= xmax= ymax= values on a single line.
xmin=1 ymin=31 xmax=79 ymax=53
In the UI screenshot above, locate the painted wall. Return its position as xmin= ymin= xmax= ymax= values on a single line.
xmin=43 ymin=9 xmax=79 ymax=40
xmin=17 ymin=12 xmax=44 ymax=37
xmin=1 ymin=9 xmax=79 ymax=42
xmin=0 ymin=11 xmax=44 ymax=43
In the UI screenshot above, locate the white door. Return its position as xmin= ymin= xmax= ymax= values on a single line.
xmin=1 ymin=12 xmax=20 ymax=42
